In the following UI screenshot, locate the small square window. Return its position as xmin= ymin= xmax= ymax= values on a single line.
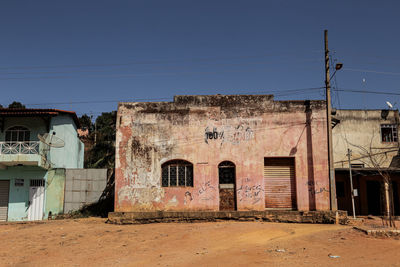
xmin=15 ymin=179 xmax=24 ymax=187
xmin=381 ymin=124 xmax=398 ymax=143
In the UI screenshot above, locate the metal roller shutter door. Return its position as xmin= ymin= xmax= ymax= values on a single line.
xmin=0 ymin=180 xmax=10 ymax=221
xmin=264 ymin=158 xmax=296 ymax=209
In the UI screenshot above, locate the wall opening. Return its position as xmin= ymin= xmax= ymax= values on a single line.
xmin=366 ymin=180 xmax=382 ymax=215
xmin=218 ymin=161 xmax=236 ymax=211
xmin=264 ymin=157 xmax=297 ymax=210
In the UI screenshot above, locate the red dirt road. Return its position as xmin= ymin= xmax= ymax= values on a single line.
xmin=0 ymin=218 xmax=398 ymax=266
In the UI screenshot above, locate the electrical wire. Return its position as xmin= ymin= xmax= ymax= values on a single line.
xmin=343 ymin=68 xmax=400 ymax=76
xmin=0 ymin=53 xmax=322 ymax=71
xmin=21 ymin=86 xmax=325 ymax=107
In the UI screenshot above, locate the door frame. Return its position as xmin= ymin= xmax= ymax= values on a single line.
xmin=218 ymin=161 xmax=237 ymax=211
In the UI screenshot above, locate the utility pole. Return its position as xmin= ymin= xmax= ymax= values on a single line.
xmin=325 ymin=30 xmax=338 ymax=210
xmin=347 ymin=149 xmax=356 ymax=219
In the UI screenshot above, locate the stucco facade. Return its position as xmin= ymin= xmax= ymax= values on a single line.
xmin=332 ymin=109 xmax=400 ymax=216
xmin=333 ymin=109 xmax=399 ymax=168
xmin=115 ymin=95 xmax=331 ymax=212
xmin=0 ymin=109 xmax=84 ymax=221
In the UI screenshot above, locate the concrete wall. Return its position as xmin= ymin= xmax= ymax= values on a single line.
xmin=49 ymin=115 xmax=84 ymax=169
xmin=64 ymin=168 xmax=107 ymax=213
xmin=333 ymin=109 xmax=400 ymax=168
xmin=115 ymin=95 xmax=330 ymax=212
xmin=0 ymin=166 xmax=47 ymax=221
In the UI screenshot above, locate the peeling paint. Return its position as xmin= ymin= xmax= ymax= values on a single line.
xmin=115 ymin=95 xmax=330 ymax=212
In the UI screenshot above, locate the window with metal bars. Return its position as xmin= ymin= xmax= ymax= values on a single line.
xmin=381 ymin=124 xmax=398 ymax=143
xmin=30 ymin=179 xmax=45 ymax=187
xmin=5 ymin=126 xmax=30 ymax=142
xmin=161 ymin=160 xmax=193 ymax=187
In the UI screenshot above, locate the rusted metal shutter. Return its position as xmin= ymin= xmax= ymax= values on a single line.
xmin=264 ymin=158 xmax=296 ymax=209
xmin=0 ymin=180 xmax=10 ymax=221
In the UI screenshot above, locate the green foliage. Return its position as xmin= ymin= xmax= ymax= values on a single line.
xmin=84 ymin=111 xmax=116 ymax=169
xmin=78 ymin=114 xmax=94 ymax=132
xmin=8 ymin=101 xmax=26 ymax=109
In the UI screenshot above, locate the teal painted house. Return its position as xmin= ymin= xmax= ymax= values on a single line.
xmin=0 ymin=109 xmax=84 ymax=221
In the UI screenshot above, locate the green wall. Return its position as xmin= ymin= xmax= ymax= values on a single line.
xmin=44 ymin=168 xmax=66 ymax=218
xmin=49 ymin=115 xmax=84 ymax=169
xmin=0 ymin=166 xmax=47 ymax=221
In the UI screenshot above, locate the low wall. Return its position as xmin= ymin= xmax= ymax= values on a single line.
xmin=108 ymin=210 xmax=348 ymax=225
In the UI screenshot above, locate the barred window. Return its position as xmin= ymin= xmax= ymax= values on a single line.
xmin=161 ymin=160 xmax=193 ymax=187
xmin=381 ymin=124 xmax=398 ymax=142
xmin=5 ymin=126 xmax=30 ymax=142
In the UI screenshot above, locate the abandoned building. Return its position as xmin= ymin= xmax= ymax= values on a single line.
xmin=115 ymin=95 xmax=332 ymax=213
xmin=333 ymin=109 xmax=400 ymax=216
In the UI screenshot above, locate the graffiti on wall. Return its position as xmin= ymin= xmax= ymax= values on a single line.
xmin=184 ymin=180 xmax=216 ymax=205
xmin=204 ymin=124 xmax=254 ymax=145
xmin=306 ymin=181 xmax=329 ymax=196
xmin=237 ymin=178 xmax=264 ymax=204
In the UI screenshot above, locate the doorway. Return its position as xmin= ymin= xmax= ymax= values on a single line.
xmin=392 ymin=181 xmax=400 ymax=216
xmin=366 ymin=180 xmax=381 ymax=215
xmin=28 ymin=179 xmax=45 ymax=221
xmin=218 ymin=161 xmax=236 ymax=211
xmin=264 ymin=158 xmax=297 ymax=209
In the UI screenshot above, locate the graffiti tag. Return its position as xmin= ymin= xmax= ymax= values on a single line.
xmin=204 ymin=124 xmax=254 ymax=145
xmin=237 ymin=184 xmax=264 ymax=204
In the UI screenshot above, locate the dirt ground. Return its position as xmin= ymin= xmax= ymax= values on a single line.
xmin=0 ymin=218 xmax=399 ymax=267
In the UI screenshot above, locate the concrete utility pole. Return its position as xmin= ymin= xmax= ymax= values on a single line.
xmin=347 ymin=149 xmax=356 ymax=219
xmin=325 ymin=30 xmax=338 ymax=210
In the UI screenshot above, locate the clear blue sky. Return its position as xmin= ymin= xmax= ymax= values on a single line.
xmin=1 ymin=1 xmax=399 ymax=117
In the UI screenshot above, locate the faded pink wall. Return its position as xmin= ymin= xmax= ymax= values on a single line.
xmin=115 ymin=96 xmax=330 ymax=212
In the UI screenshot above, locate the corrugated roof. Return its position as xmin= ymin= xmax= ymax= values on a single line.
xmin=0 ymin=108 xmax=80 ymax=127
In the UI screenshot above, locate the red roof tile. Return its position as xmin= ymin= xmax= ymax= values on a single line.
xmin=0 ymin=108 xmax=80 ymax=127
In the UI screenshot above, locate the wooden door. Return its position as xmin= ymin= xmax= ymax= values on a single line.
xmin=219 ymin=161 xmax=236 ymax=211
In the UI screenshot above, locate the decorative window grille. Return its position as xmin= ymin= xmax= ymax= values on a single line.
xmin=381 ymin=124 xmax=398 ymax=142
xmin=161 ymin=160 xmax=193 ymax=187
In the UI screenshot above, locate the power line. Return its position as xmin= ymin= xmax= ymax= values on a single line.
xmin=22 ymin=87 xmax=325 ymax=107
xmin=0 ymin=66 xmax=321 ymax=81
xmin=0 ymin=59 xmax=322 ymax=76
xmin=0 ymin=53 xmax=321 ymax=71
xmin=26 ymin=97 xmax=172 ymax=106
xmin=337 ymin=89 xmax=400 ymax=96
xmin=343 ymin=68 xmax=400 ymax=76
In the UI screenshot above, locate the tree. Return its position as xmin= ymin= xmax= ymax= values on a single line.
xmin=8 ymin=101 xmax=25 ymax=109
xmin=347 ymin=132 xmax=398 ymax=228
xmin=78 ymin=114 xmax=94 ymax=132
xmin=84 ymin=111 xmax=116 ymax=169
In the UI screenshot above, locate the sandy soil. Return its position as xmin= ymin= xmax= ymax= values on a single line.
xmin=0 ymin=218 xmax=399 ymax=267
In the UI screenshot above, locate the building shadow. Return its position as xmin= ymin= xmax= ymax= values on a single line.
xmin=305 ymin=101 xmax=316 ymax=210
